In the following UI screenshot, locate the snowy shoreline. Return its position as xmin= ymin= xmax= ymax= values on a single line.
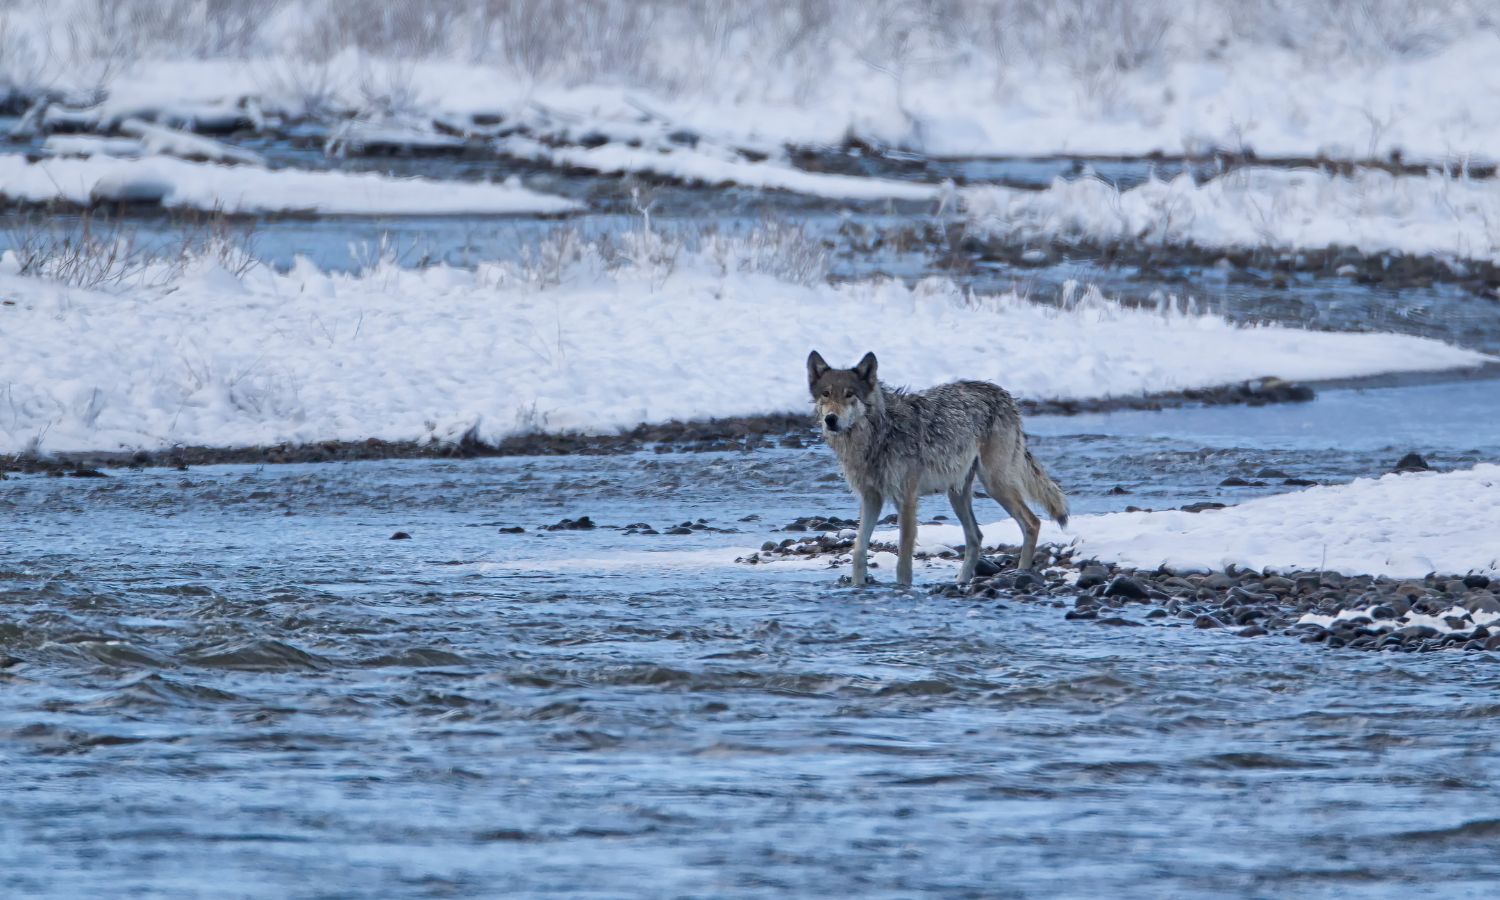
xmin=0 ymin=241 xmax=1491 ymax=457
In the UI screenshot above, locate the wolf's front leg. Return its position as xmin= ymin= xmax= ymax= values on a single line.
xmin=851 ymin=490 xmax=882 ymax=586
xmin=896 ymin=481 xmax=919 ymax=586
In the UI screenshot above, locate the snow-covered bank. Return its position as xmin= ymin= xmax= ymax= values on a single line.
xmin=0 ymin=241 xmax=1490 ymax=455
xmin=0 ymin=155 xmax=580 ymax=216
xmin=4 ymin=2 xmax=1500 ymax=164
xmin=887 ymin=466 xmax=1500 ymax=579
xmin=963 ymin=167 xmax=1500 ymax=263
xmin=495 ymin=137 xmax=946 ymax=202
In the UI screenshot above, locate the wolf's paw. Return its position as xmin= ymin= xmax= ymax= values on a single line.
xmin=838 ymin=573 xmax=880 ymax=587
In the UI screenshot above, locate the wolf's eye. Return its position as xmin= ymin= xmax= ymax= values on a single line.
xmin=843 ymin=390 xmax=853 ymax=400
xmin=821 ymin=389 xmax=830 ymax=398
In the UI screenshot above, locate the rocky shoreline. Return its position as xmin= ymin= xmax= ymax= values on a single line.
xmin=739 ymin=529 xmax=1500 ymax=654
xmin=0 ymin=377 xmax=1316 ymax=476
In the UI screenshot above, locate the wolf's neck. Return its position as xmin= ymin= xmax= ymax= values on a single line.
xmin=829 ymin=385 xmax=891 ymax=461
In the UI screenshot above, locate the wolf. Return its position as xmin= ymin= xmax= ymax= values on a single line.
xmin=807 ymin=350 xmax=1068 ymax=587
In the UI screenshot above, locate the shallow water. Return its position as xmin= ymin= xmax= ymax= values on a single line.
xmin=5 ymin=384 xmax=1500 ymax=898
xmin=5 ymin=137 xmax=1500 ymax=895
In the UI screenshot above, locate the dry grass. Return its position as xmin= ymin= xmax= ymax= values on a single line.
xmin=2 ymin=0 xmax=1491 ymax=105
xmin=2 ymin=209 xmax=260 ymax=288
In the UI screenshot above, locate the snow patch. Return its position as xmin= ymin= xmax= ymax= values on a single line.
xmin=964 ymin=167 xmax=1500 ymax=262
xmin=0 ymin=155 xmax=580 ymax=216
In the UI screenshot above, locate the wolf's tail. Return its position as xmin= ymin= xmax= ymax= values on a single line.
xmin=1021 ymin=448 xmax=1069 ymax=528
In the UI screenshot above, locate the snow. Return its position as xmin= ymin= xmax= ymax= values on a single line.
xmin=893 ymin=466 xmax=1500 ymax=579
xmin=496 ymin=137 xmax=947 ymax=202
xmin=8 ymin=25 xmax=1500 ymax=165
xmin=963 ymin=167 xmax=1500 ymax=262
xmin=118 ymin=119 xmax=265 ymax=165
xmin=0 ymin=247 xmax=1489 ymax=455
xmin=43 ymin=120 xmax=266 ymax=165
xmin=0 ymin=154 xmax=580 ymax=216
xmin=327 ymin=121 xmax=468 ymax=156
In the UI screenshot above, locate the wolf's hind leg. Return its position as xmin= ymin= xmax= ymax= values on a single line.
xmin=851 ymin=489 xmax=882 ymax=587
xmin=947 ymin=468 xmax=983 ymax=583
xmin=979 ymin=473 xmax=1041 ymax=571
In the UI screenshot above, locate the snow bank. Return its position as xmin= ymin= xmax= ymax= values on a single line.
xmin=0 ymin=155 xmax=580 ymax=216
xmin=496 ymin=137 xmax=946 ymax=202
xmin=899 ymin=466 xmax=1500 ymax=579
xmin=8 ymin=14 xmax=1500 ymax=164
xmin=964 ymin=167 xmax=1500 ymax=262
xmin=0 ymin=247 xmax=1489 ymax=454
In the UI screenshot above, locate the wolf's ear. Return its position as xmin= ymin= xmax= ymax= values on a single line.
xmin=807 ymin=350 xmax=829 ymax=387
xmin=854 ymin=351 xmax=877 ymax=385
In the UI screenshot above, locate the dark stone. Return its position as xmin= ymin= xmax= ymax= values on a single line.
xmin=1237 ymin=625 xmax=1268 ymax=638
xmin=1180 ymin=501 xmax=1228 ymax=513
xmin=1283 ymin=477 xmax=1319 ymax=486
xmin=666 ymin=526 xmax=694 ymax=535
xmin=1194 ymin=614 xmax=1225 ymax=629
xmin=67 ymin=467 xmax=108 ymax=478
xmin=1076 ymin=564 xmax=1109 ymax=589
xmin=1107 ymin=485 xmax=1131 ymax=495
xmin=974 ymin=557 xmax=1002 ymax=577
xmin=1467 ymin=595 xmax=1500 ymax=614
xmin=391 ymin=531 xmax=411 ymax=540
xmin=1104 ymin=575 xmax=1149 ymax=601
xmin=1065 ymin=609 xmax=1097 ymax=620
xmin=546 ymin=516 xmax=597 ymax=531
xmin=1393 ymin=452 xmax=1431 ymax=473
xmin=1464 ymin=574 xmax=1492 ymax=589
xmin=1012 ymin=572 xmax=1041 ymax=591
xmin=498 ymin=526 xmax=525 ymax=534
xmin=1097 ymin=616 xmax=1143 ymax=627
xmin=1146 ymin=608 xmax=1168 ymax=618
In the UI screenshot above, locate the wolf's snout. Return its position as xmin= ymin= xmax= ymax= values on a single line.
xmin=823 ymin=414 xmax=839 ymax=431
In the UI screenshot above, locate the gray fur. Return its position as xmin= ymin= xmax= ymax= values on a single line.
xmin=807 ymin=350 xmax=1068 ymax=586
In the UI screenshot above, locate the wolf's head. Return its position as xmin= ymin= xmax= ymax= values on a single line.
xmin=807 ymin=350 xmax=879 ymax=435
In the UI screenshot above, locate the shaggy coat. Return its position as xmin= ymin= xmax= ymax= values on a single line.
xmin=808 ymin=350 xmax=1068 ymax=586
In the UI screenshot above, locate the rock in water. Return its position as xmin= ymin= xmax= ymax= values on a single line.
xmin=1104 ymin=575 xmax=1149 ymax=601
xmin=1393 ymin=452 xmax=1431 ymax=473
xmin=1076 ymin=564 xmax=1109 ymax=589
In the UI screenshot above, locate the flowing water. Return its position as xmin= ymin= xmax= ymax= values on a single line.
xmin=4 ymin=139 xmax=1500 ymax=896
xmin=4 ymin=384 xmax=1500 ymax=898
